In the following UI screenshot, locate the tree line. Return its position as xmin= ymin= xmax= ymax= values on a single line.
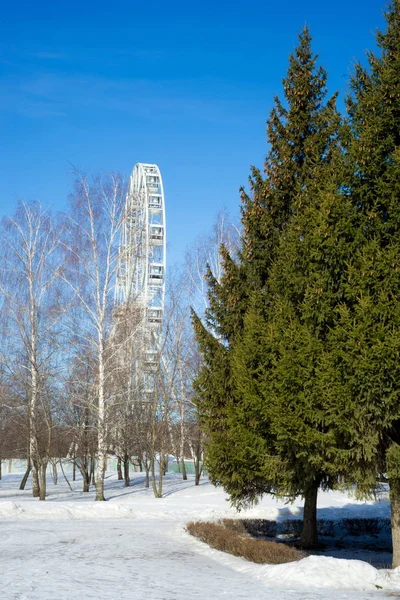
xmin=192 ymin=1 xmax=400 ymax=567
xmin=0 ymin=171 xmax=230 ymax=502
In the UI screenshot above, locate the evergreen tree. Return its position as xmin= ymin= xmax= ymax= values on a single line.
xmin=233 ymin=165 xmax=356 ymax=545
xmin=321 ymin=0 xmax=400 ymax=566
xmin=193 ymin=29 xmax=343 ymax=546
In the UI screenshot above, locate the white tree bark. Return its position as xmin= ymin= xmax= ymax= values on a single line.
xmin=0 ymin=201 xmax=63 ymax=500
xmin=63 ymin=171 xmax=125 ymax=501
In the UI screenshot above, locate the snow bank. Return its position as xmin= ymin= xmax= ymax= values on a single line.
xmin=258 ymin=555 xmax=400 ymax=591
xmin=0 ymin=500 xmax=138 ymax=520
xmin=185 ymin=527 xmax=400 ymax=593
xmin=0 ymin=472 xmax=390 ymax=523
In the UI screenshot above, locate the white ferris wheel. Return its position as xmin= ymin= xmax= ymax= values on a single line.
xmin=115 ymin=163 xmax=166 ymax=394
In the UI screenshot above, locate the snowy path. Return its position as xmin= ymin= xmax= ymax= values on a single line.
xmin=0 ymin=519 xmax=273 ymax=600
xmin=0 ymin=473 xmax=397 ymax=599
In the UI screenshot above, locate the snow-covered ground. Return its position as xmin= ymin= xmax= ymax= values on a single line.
xmin=0 ymin=471 xmax=398 ymax=599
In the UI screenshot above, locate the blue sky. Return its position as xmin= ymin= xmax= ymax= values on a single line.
xmin=1 ymin=0 xmax=385 ymax=264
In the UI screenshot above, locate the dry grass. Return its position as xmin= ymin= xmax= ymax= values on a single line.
xmin=223 ymin=518 xmax=278 ymax=538
xmin=186 ymin=519 xmax=305 ymax=564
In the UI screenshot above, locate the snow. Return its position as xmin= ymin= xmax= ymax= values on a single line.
xmin=258 ymin=556 xmax=398 ymax=591
xmin=0 ymin=471 xmax=398 ymax=599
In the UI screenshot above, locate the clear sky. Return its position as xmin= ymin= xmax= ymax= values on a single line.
xmin=0 ymin=0 xmax=385 ymax=264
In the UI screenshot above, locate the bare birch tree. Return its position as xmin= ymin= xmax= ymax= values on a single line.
xmin=0 ymin=201 xmax=63 ymax=499
xmin=166 ymin=210 xmax=241 ymax=483
xmin=62 ymin=355 xmax=98 ymax=491
xmin=108 ymin=303 xmax=145 ymax=488
xmin=62 ymin=171 xmax=125 ymax=501
xmin=159 ymin=270 xmax=194 ymax=480
xmin=185 ymin=208 xmax=240 ymax=316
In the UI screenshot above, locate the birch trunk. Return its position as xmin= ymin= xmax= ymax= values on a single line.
xmin=52 ymin=461 xmax=58 ymax=485
xmin=20 ymin=462 xmax=31 ymax=490
xmin=59 ymin=460 xmax=73 ymax=491
xmin=29 ymin=236 xmax=41 ymax=499
xmin=181 ymin=458 xmax=187 ymax=481
xmin=150 ymin=455 xmax=158 ymax=496
xmin=123 ymin=455 xmax=130 ymax=487
xmin=83 ymin=473 xmax=90 ymax=492
xmin=158 ymin=454 xmax=164 ymax=491
xmin=29 ymin=369 xmax=40 ymax=498
xmin=95 ymin=336 xmax=106 ymax=501
xmin=78 ymin=453 xmax=89 ymax=492
xmin=117 ymin=457 xmax=123 ymax=480
xmin=95 ymin=445 xmax=106 ymax=500
xmin=189 ymin=440 xmax=203 ymax=486
xmin=90 ymin=455 xmax=95 ymax=485
xmin=151 ymin=454 xmax=162 ymax=498
xmin=32 ymin=464 xmax=40 ymax=497
xmin=78 ymin=405 xmax=91 ymax=491
xmin=39 ymin=462 xmax=47 ymax=501
xmin=194 ymin=456 xmax=202 ymax=486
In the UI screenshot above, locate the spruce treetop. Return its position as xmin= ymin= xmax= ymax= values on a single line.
xmin=241 ymin=28 xmax=339 ymax=281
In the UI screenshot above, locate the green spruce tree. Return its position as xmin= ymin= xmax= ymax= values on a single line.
xmin=321 ymin=0 xmax=400 ymax=566
xmin=193 ymin=28 xmax=344 ymax=546
xmin=234 ymin=166 xmax=356 ymax=545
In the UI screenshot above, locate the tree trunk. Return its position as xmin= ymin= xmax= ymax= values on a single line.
xmin=0 ymin=459 xmax=2 ymax=480
xmin=181 ymin=458 xmax=187 ymax=481
xmin=39 ymin=462 xmax=47 ymax=501
xmin=52 ymin=461 xmax=58 ymax=485
xmin=179 ymin=416 xmax=186 ymax=478
xmin=20 ymin=463 xmax=31 ymax=490
xmin=83 ymin=474 xmax=90 ymax=492
xmin=73 ymin=459 xmax=76 ymax=482
xmin=117 ymin=457 xmax=123 ymax=480
xmin=59 ymin=459 xmax=73 ymax=491
xmin=95 ymin=342 xmax=106 ymax=501
xmin=194 ymin=460 xmax=200 ymax=485
xmin=390 ymin=478 xmax=400 ymax=568
xmin=145 ymin=464 xmax=150 ymax=488
xmin=194 ymin=447 xmax=203 ymax=485
xmin=158 ymin=455 xmax=164 ymax=494
xmin=151 ymin=455 xmax=162 ymax=498
xmin=123 ymin=455 xmax=130 ymax=487
xmin=90 ymin=455 xmax=95 ymax=485
xmin=29 ymin=310 xmax=40 ymax=499
xmin=81 ymin=455 xmax=90 ymax=493
xmin=32 ymin=460 xmax=40 ymax=498
xmin=299 ymin=481 xmax=319 ymax=548
xmin=78 ymin=454 xmax=90 ymax=492
xmin=95 ymin=451 xmax=105 ymax=501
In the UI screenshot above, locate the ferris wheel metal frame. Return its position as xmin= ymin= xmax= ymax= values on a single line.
xmin=115 ymin=163 xmax=166 ymax=395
